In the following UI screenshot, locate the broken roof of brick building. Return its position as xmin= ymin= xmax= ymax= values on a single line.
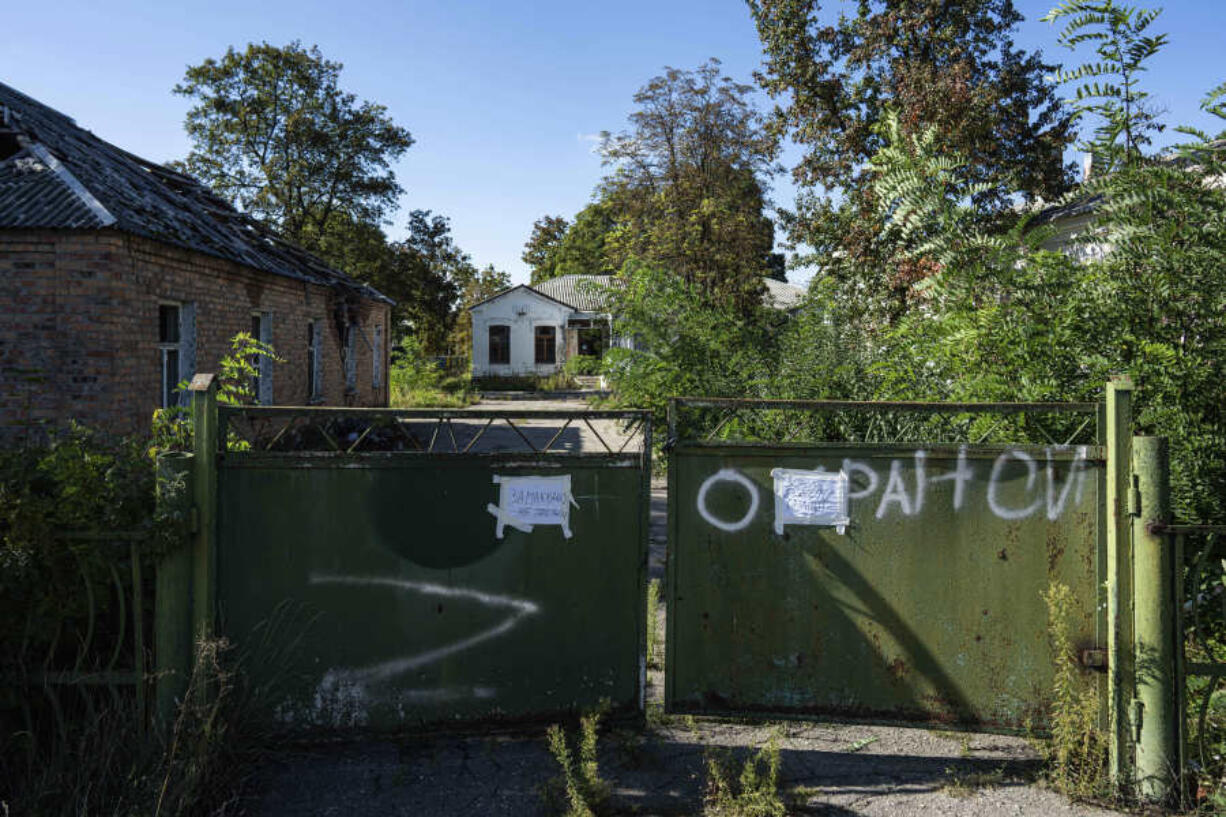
xmin=0 ymin=81 xmax=390 ymax=304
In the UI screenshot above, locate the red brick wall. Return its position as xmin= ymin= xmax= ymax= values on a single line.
xmin=0 ymin=229 xmax=390 ymax=441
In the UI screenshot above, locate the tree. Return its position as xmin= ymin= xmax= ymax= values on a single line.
xmin=748 ymin=0 xmax=1073 ymax=320
xmin=382 ymin=211 xmax=475 ymax=354
xmin=597 ymin=60 xmax=780 ymax=309
xmin=174 ymin=41 xmax=414 ymax=253
xmin=523 ymin=215 xmax=570 ymax=284
xmin=449 ymin=264 xmax=512 ymax=359
xmin=1042 ymin=1 xmax=1167 ymax=172
xmin=553 ymin=202 xmax=617 ymax=278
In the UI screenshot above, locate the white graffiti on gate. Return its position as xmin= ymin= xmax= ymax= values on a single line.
xmin=309 ymin=573 xmax=538 ymax=685
xmin=695 ymin=445 xmax=1092 ymax=531
xmin=696 ymin=468 xmax=761 ymax=532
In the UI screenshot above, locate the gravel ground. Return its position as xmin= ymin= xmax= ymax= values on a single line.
xmin=243 ymin=400 xmax=1130 ymax=816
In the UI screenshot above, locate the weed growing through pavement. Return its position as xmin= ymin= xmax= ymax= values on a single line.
xmin=545 ymin=700 xmax=612 ymax=817
xmin=646 ymin=579 xmax=662 ymax=670
xmin=942 ymin=765 xmax=1006 ymax=798
xmin=702 ymin=736 xmax=786 ymax=817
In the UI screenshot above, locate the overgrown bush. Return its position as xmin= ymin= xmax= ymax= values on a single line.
xmin=0 ymin=424 xmax=181 ymax=814
xmin=564 ymin=355 xmax=602 ymax=377
xmin=602 ymin=262 xmax=777 ymax=420
xmin=389 ymin=336 xmax=476 ymax=407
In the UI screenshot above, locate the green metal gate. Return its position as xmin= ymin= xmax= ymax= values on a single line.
xmin=665 ymin=395 xmax=1111 ymax=731
xmin=163 ymin=376 xmax=650 ymax=733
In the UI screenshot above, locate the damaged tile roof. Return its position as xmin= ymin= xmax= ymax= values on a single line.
xmin=0 ymin=81 xmax=390 ymax=304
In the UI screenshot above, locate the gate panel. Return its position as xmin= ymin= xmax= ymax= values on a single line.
xmin=210 ymin=409 xmax=649 ymax=733
xmin=667 ymin=442 xmax=1104 ymax=729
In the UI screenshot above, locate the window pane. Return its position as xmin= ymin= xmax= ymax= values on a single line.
xmin=535 ymin=326 xmax=556 ymax=365
xmin=489 ymin=325 xmax=510 ymax=365
xmin=159 ymin=304 xmax=179 ymax=343
xmin=163 ymin=349 xmax=179 ymax=408
xmin=307 ymin=322 xmax=317 ymax=398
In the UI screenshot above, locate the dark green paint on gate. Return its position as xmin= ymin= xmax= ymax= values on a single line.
xmin=666 ymin=442 xmax=1106 ymax=730
xmin=203 ymin=403 xmax=651 ymax=734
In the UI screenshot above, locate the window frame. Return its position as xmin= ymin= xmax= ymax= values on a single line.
xmin=488 ymin=324 xmax=511 ymax=365
xmin=306 ymin=319 xmax=322 ymax=402
xmin=249 ymin=311 xmax=273 ymax=404
xmin=158 ymin=302 xmax=181 ymax=409
xmin=372 ymin=324 xmax=383 ymax=390
xmin=534 ymin=325 xmax=556 ymax=365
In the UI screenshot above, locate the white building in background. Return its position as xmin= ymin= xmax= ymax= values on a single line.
xmin=468 ymin=274 xmax=617 ymax=378
xmin=467 ymin=273 xmax=808 ymax=378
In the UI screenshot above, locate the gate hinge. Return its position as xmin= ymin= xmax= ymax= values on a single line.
xmin=1080 ymin=648 xmax=1108 ymax=671
xmin=1128 ymin=475 xmax=1142 ymax=517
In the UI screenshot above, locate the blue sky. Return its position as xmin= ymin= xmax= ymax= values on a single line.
xmin=3 ymin=1 xmax=1223 ymax=285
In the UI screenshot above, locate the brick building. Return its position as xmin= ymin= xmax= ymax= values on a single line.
xmin=0 ymin=82 xmax=392 ymax=442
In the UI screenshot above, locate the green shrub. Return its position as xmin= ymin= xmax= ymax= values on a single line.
xmin=564 ymin=355 xmax=602 ymax=377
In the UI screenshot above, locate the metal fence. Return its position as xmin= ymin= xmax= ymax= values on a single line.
xmin=1164 ymin=525 xmax=1226 ymax=777
xmin=2 ymin=531 xmax=152 ymax=757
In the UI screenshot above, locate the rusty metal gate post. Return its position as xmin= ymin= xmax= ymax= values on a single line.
xmin=1106 ymin=377 xmax=1135 ymax=787
xmin=1131 ymin=435 xmax=1178 ymax=803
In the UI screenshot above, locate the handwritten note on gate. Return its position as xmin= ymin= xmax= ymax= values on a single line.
xmin=770 ymin=468 xmax=849 ymax=535
xmin=487 ymin=475 xmax=578 ymax=539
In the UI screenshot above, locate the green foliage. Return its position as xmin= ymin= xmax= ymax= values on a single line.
xmin=173 ymin=41 xmax=413 ymax=249
xmin=150 ymin=332 xmax=284 ymax=457
xmin=646 ymin=578 xmax=661 ymax=670
xmin=563 ymin=355 xmax=602 ymax=377
xmin=553 ymin=202 xmax=618 ymax=279
xmin=1042 ymin=1 xmax=1167 ymax=171
xmin=450 ymin=262 xmax=511 ymax=360
xmin=599 ymin=60 xmax=777 ymax=311
xmin=387 ymin=211 xmax=472 ymax=353
xmin=602 ymin=262 xmax=776 ymax=420
xmin=1041 ymin=583 xmax=1109 ymax=800
xmin=389 ymin=336 xmax=476 ymax=408
xmin=749 ymin=0 xmax=1072 ymax=321
xmin=545 ymin=701 xmax=612 ymax=817
xmin=703 ymin=738 xmax=786 ymax=817
xmin=0 ymin=426 xmax=164 ymax=659
xmin=524 ymin=214 xmax=571 ymax=284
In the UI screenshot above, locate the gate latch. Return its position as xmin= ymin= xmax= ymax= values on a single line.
xmin=1128 ymin=475 xmax=1142 ymax=517
xmin=1079 ymin=648 xmax=1108 ymax=671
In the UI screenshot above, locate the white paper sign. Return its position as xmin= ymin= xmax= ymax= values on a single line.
xmin=771 ymin=468 xmax=849 ymax=535
xmin=487 ymin=475 xmax=578 ymax=539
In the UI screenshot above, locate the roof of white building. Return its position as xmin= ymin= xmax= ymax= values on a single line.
xmin=531 ymin=274 xmax=618 ymax=312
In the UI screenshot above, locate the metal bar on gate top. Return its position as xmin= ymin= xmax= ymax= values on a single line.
xmin=218 ymin=406 xmax=650 ymax=421
xmin=1156 ymin=524 xmax=1226 ymax=535
xmin=542 ymin=418 xmax=574 ymax=452
xmin=671 ymin=396 xmax=1100 ymax=414
xmin=1187 ymin=663 xmax=1226 ymax=678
